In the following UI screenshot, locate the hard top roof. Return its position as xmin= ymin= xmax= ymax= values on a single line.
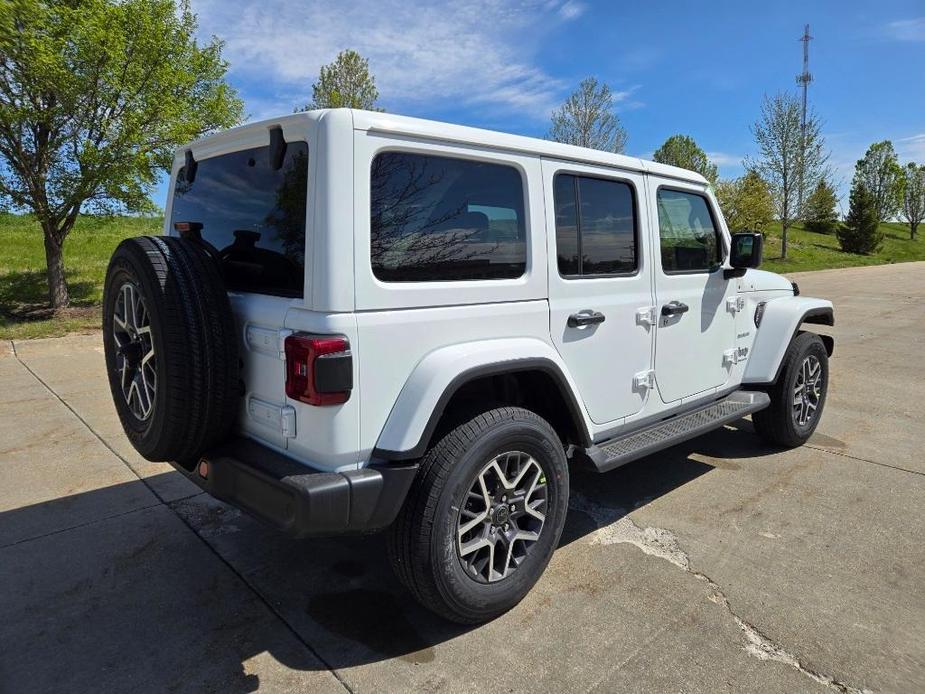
xmin=181 ymin=109 xmax=709 ymax=185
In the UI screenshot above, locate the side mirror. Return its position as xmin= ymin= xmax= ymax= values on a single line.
xmin=725 ymin=232 xmax=763 ymax=278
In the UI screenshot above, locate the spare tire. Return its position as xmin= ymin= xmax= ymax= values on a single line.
xmin=102 ymin=236 xmax=240 ymax=465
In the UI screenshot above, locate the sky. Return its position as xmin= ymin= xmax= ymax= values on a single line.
xmin=161 ymin=0 xmax=925 ymax=212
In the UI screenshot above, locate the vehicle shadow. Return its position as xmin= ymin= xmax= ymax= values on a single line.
xmin=0 ymin=418 xmax=788 ymax=691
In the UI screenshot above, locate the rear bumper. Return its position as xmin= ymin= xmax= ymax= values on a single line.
xmin=171 ymin=438 xmax=418 ymax=538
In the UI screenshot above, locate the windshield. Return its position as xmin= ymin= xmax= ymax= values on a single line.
xmin=170 ymin=141 xmax=308 ymax=297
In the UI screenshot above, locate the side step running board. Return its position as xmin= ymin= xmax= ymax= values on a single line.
xmin=582 ymin=390 xmax=771 ymax=473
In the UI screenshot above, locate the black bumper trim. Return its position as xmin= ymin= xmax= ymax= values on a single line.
xmin=172 ymin=438 xmax=418 ymax=538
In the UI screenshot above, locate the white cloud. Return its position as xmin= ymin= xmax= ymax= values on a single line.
xmin=885 ymin=17 xmax=925 ymax=41
xmin=896 ymin=134 xmax=925 ymax=162
xmin=611 ymin=85 xmax=644 ymax=111
xmin=192 ymin=0 xmax=589 ymax=120
xmin=557 ymin=1 xmax=586 ymax=20
xmin=706 ymin=151 xmax=743 ymax=167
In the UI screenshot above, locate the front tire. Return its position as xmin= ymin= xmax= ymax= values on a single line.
xmin=752 ymin=332 xmax=829 ymax=447
xmin=387 ymin=407 xmax=569 ymax=624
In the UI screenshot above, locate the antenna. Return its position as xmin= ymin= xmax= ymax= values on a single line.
xmin=796 ymin=24 xmax=813 ymax=215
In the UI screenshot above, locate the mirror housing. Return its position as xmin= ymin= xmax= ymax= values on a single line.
xmin=724 ymin=232 xmax=763 ymax=279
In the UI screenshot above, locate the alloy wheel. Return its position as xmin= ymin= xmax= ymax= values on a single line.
xmin=112 ymin=282 xmax=156 ymax=420
xmin=456 ymin=451 xmax=548 ymax=583
xmin=792 ymin=354 xmax=822 ymax=427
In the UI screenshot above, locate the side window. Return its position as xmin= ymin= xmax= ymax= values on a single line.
xmin=370 ymin=152 xmax=527 ymax=282
xmin=656 ymin=189 xmax=722 ymax=273
xmin=553 ymin=174 xmax=637 ymax=277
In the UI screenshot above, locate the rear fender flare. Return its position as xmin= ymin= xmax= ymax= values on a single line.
xmin=372 ymin=338 xmax=592 ymax=460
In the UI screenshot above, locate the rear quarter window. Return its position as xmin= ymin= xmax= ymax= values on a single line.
xmin=170 ymin=142 xmax=309 ymax=297
xmin=370 ymin=152 xmax=527 ymax=282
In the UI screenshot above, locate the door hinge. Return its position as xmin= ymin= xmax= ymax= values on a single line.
xmin=635 ymin=306 xmax=657 ymax=327
xmin=248 ymin=397 xmax=297 ymax=438
xmin=726 ymin=296 xmax=746 ymax=314
xmin=244 ymin=325 xmax=292 ymax=360
xmin=633 ymin=369 xmax=655 ymax=390
xmin=280 ymin=406 xmax=297 ymax=438
xmin=277 ymin=329 xmax=293 ymax=360
xmin=723 ymin=346 xmax=749 ymax=366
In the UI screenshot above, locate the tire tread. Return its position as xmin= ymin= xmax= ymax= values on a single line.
xmin=387 ymin=407 xmax=563 ymax=623
xmin=102 ymin=235 xmax=239 ymax=462
xmin=752 ymin=331 xmax=828 ymax=448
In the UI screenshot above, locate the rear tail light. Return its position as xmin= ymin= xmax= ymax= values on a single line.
xmin=284 ymin=333 xmax=352 ymax=406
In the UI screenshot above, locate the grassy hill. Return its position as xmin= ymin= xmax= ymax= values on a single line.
xmin=0 ymin=213 xmax=160 ymax=340
xmin=1 ymin=213 xmax=922 ymax=340
xmin=762 ymin=221 xmax=922 ymax=274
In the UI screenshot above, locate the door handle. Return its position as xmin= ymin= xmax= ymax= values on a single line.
xmin=568 ymin=311 xmax=606 ymax=328
xmin=661 ymin=301 xmax=690 ymax=316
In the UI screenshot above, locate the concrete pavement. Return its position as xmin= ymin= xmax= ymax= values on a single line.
xmin=1 ymin=262 xmax=924 ymax=693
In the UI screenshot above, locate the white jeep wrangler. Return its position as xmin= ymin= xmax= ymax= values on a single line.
xmin=102 ymin=109 xmax=834 ymax=623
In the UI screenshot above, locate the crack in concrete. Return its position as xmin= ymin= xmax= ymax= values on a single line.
xmin=803 ymin=444 xmax=925 ymax=478
xmin=570 ymin=493 xmax=874 ymax=694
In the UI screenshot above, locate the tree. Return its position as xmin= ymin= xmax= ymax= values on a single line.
xmin=548 ymin=77 xmax=627 ymax=153
xmin=715 ymin=171 xmax=775 ymax=233
xmin=300 ymin=49 xmax=382 ymax=111
xmin=803 ymin=180 xmax=839 ymax=234
xmin=900 ymin=162 xmax=925 ymax=239
xmin=653 ymin=134 xmax=718 ymax=183
xmin=837 ymin=182 xmax=883 ymax=254
xmin=853 ymin=141 xmax=903 ymax=223
xmin=746 ymin=92 xmax=829 ymax=258
xmin=0 ymin=0 xmax=242 ymax=308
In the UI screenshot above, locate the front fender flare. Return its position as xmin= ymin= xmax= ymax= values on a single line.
xmin=372 ymin=338 xmax=592 ymax=460
xmin=742 ymin=296 xmax=834 ymax=385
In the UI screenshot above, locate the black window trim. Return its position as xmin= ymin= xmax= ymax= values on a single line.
xmin=552 ymin=170 xmax=641 ymax=280
xmin=655 ymin=184 xmax=728 ymax=277
xmin=369 ymin=146 xmax=531 ymax=284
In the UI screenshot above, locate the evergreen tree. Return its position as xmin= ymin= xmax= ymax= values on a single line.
xmin=837 ymin=183 xmax=883 ymax=254
xmin=803 ymin=180 xmax=839 ymax=234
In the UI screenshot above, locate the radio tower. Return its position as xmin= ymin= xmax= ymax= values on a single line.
xmin=796 ymin=24 xmax=813 ymax=215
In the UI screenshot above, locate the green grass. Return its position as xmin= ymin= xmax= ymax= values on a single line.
xmin=0 ymin=213 xmax=161 ymax=340
xmin=0 ymin=213 xmax=922 ymax=341
xmin=761 ymin=221 xmax=923 ymax=274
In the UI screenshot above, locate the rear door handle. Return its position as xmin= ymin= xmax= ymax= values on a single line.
xmin=568 ymin=311 xmax=606 ymax=328
xmin=661 ymin=301 xmax=690 ymax=316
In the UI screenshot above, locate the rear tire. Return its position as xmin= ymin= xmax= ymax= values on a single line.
xmin=752 ymin=332 xmax=828 ymax=448
xmin=102 ymin=236 xmax=240 ymax=463
xmin=387 ymin=407 xmax=569 ymax=624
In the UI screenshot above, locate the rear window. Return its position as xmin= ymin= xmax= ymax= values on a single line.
xmin=370 ymin=152 xmax=527 ymax=282
xmin=170 ymin=142 xmax=308 ymax=297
